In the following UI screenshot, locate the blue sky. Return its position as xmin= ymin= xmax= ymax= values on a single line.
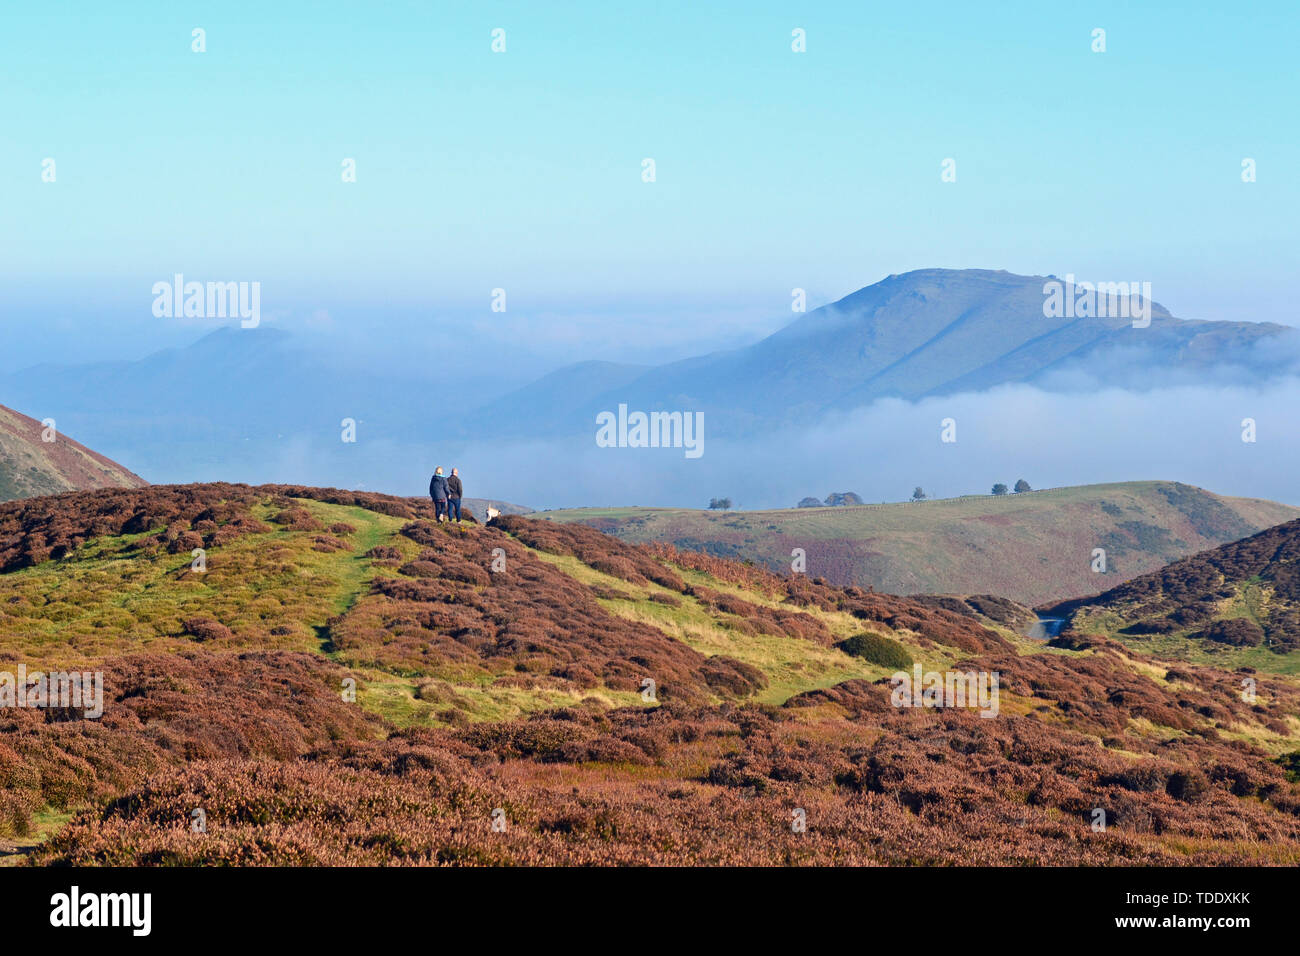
xmin=3 ymin=0 xmax=1298 ymax=368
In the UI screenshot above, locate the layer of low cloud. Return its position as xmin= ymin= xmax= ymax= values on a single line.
xmin=180 ymin=377 xmax=1300 ymax=512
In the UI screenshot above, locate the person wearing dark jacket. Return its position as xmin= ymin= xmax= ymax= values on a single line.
xmin=429 ymin=467 xmax=450 ymax=522
xmin=447 ymin=468 xmax=464 ymax=523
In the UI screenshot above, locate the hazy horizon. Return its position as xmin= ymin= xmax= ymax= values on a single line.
xmin=6 ymin=2 xmax=1298 ymax=363
xmin=5 ymin=1 xmax=1299 ymax=510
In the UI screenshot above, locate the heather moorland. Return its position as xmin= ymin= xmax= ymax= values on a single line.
xmin=2 ymin=484 xmax=1298 ymax=865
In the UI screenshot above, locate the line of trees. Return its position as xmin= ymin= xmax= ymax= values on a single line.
xmin=992 ymin=479 xmax=1033 ymax=495
xmin=719 ymin=480 xmax=1037 ymax=512
xmin=797 ymin=492 xmax=865 ymax=508
xmin=913 ymin=479 xmax=1033 ymax=501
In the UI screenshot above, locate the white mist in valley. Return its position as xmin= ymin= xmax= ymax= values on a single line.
xmin=244 ymin=377 xmax=1300 ymax=512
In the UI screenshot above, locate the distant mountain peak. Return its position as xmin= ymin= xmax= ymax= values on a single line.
xmin=464 ymin=266 xmax=1298 ymax=440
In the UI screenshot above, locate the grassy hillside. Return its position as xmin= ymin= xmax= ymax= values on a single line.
xmin=1 ymin=483 xmax=1299 ymax=865
xmin=539 ymin=481 xmax=1300 ymax=606
xmin=0 ymin=403 xmax=146 ymax=502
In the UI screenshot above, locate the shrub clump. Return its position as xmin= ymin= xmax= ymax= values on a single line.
xmin=835 ymin=632 xmax=913 ymax=669
xmin=1195 ymin=618 xmax=1264 ymax=647
xmin=700 ymin=656 xmax=768 ymax=696
xmin=271 ymin=508 xmax=324 ymax=532
xmin=166 ymin=530 xmax=206 ymax=555
xmin=311 ymin=534 xmax=351 ymax=553
xmin=1165 ymin=768 xmax=1210 ymax=802
xmin=181 ymin=618 xmax=234 ymax=643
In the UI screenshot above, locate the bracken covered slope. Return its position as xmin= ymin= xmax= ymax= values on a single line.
xmin=1043 ymin=517 xmax=1300 ymax=674
xmin=0 ymin=483 xmax=1298 ymax=865
xmin=0 ymin=403 xmax=146 ymax=502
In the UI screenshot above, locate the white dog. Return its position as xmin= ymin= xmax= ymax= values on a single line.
xmin=485 ymin=506 xmax=501 ymax=524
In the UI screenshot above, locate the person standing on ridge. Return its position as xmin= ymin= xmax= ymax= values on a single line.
xmin=447 ymin=467 xmax=464 ymax=523
xmin=430 ymin=466 xmax=450 ymax=522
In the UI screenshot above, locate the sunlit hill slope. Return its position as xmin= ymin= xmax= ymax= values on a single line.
xmin=0 ymin=483 xmax=1298 ymax=865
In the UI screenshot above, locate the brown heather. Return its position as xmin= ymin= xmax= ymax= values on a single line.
xmin=1 ymin=484 xmax=1298 ymax=865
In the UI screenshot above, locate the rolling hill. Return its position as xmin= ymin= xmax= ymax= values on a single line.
xmin=1 ymin=483 xmax=1299 ymax=865
xmin=465 ymin=268 xmax=1299 ymax=439
xmin=1043 ymin=517 xmax=1300 ymax=675
xmin=538 ymin=481 xmax=1300 ymax=606
xmin=0 ymin=403 xmax=146 ymax=502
